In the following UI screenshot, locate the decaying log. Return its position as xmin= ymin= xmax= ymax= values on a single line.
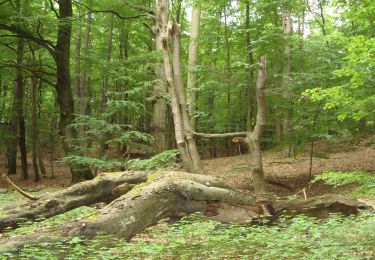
xmin=0 ymin=171 xmax=149 ymax=232
xmin=0 ymin=171 xmax=371 ymax=253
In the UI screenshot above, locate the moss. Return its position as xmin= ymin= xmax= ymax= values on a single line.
xmin=132 ymin=182 xmax=149 ymax=190
xmin=146 ymin=171 xmax=163 ymax=183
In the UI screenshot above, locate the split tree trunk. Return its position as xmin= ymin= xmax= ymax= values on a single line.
xmin=154 ymin=0 xmax=202 ymax=173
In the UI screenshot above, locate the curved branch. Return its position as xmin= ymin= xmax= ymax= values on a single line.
xmin=2 ymin=174 xmax=39 ymax=201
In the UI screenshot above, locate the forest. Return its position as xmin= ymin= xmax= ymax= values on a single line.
xmin=0 ymin=0 xmax=374 ymax=258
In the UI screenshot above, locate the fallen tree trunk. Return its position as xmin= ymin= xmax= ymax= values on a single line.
xmin=0 ymin=171 xmax=149 ymax=232
xmin=0 ymin=171 xmax=370 ymax=253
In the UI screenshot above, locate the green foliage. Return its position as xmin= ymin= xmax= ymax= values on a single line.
xmin=3 ymin=212 xmax=374 ymax=259
xmin=312 ymin=171 xmax=375 ymax=195
xmin=62 ymin=155 xmax=125 ymax=170
xmin=127 ymin=150 xmax=179 ymax=171
xmin=4 ymin=207 xmax=97 ymax=237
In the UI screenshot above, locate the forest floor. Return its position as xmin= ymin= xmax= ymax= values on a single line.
xmin=0 ymin=136 xmax=375 ymax=204
xmin=0 ymin=136 xmax=374 ymax=258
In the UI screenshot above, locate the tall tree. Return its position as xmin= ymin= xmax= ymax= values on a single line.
xmin=187 ymin=6 xmax=201 ymax=131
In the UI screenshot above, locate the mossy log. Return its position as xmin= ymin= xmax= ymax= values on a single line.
xmin=0 ymin=171 xmax=149 ymax=231
xmin=0 ymin=171 xmax=371 ymax=253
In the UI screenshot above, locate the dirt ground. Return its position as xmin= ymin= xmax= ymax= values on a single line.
xmin=0 ymin=137 xmax=374 ymax=198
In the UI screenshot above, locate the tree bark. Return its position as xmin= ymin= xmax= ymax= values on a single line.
xmin=151 ymin=31 xmax=168 ymax=153
xmin=248 ymin=56 xmax=267 ymax=195
xmin=187 ymin=6 xmax=201 ymax=131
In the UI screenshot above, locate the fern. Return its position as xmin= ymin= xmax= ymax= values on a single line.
xmin=127 ymin=150 xmax=179 ymax=170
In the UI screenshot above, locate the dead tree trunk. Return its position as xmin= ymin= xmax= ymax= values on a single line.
xmin=0 ymin=171 xmax=369 ymax=253
xmin=247 ymin=56 xmax=267 ymax=195
xmin=154 ymin=0 xmax=202 ymax=173
xmin=192 ymin=57 xmax=268 ymax=194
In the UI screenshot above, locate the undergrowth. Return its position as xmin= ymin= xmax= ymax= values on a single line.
xmin=312 ymin=171 xmax=375 ymax=195
xmin=1 ymin=212 xmax=374 ymax=259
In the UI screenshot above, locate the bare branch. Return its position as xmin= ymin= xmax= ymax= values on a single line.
xmin=82 ymin=10 xmax=151 ymax=20
xmin=2 ymin=174 xmax=39 ymax=201
xmin=193 ymin=131 xmax=248 ymax=138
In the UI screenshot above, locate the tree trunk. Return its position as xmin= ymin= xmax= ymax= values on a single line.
xmin=246 ymin=2 xmax=254 ymax=131
xmin=36 ymin=141 xmax=47 ymax=177
xmin=187 ymin=6 xmax=201 ymax=131
xmin=55 ymin=0 xmax=93 ymax=183
xmin=224 ymin=8 xmax=232 ymax=156
xmin=73 ymin=5 xmax=82 ymax=116
xmin=281 ymin=9 xmax=293 ymax=156
xmin=7 ymin=83 xmax=18 ymax=175
xmin=99 ymin=14 xmax=114 ymax=156
xmin=155 ymin=0 xmax=193 ymax=171
xmin=30 ymin=50 xmax=40 ymax=182
xmin=171 ymin=22 xmax=203 ymax=174
xmin=151 ymin=23 xmax=168 ymax=153
xmin=80 ymin=0 xmax=93 ymax=118
xmin=248 ymin=56 xmax=267 ymax=195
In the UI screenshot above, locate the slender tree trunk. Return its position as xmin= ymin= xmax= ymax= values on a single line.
xmin=7 ymin=82 xmax=18 ymax=175
xmin=224 ymin=8 xmax=232 ymax=156
xmin=246 ymin=2 xmax=254 ymax=131
xmin=248 ymin=56 xmax=267 ymax=195
xmin=187 ymin=7 xmax=201 ymax=131
xmin=99 ymin=14 xmax=114 ymax=157
xmin=36 ymin=141 xmax=47 ymax=177
xmin=80 ymin=0 xmax=93 ymax=118
xmin=73 ymin=6 xmax=82 ymax=115
xmin=30 ymin=68 xmax=40 ymax=182
xmin=171 ymin=22 xmax=203 ymax=173
xmin=281 ymin=9 xmax=293 ymax=157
